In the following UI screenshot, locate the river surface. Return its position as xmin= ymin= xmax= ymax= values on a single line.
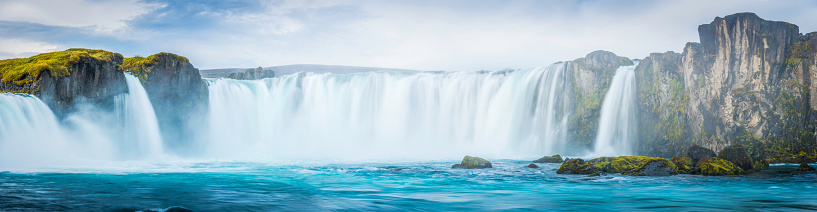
xmin=1 ymin=161 xmax=815 ymax=211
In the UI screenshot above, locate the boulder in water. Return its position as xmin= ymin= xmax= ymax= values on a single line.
xmin=687 ymin=144 xmax=717 ymax=164
xmin=533 ymin=154 xmax=564 ymax=163
xmin=527 ymin=163 xmax=539 ymax=168
xmin=795 ymin=163 xmax=816 ymax=172
xmin=454 ymin=155 xmax=492 ymax=169
xmin=556 ymin=158 xmax=599 ymax=175
xmin=557 ymin=156 xmax=679 ymax=176
xmin=717 ymin=145 xmax=753 ymax=171
xmin=451 ymin=164 xmax=466 ymax=169
xmin=699 ymin=157 xmax=743 ymax=176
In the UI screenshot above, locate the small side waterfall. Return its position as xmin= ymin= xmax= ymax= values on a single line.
xmin=593 ymin=64 xmax=638 ymax=156
xmin=114 ymin=74 xmax=164 ymax=158
xmin=207 ymin=63 xmax=573 ymax=160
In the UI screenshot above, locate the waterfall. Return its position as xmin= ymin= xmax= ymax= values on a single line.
xmin=592 ymin=64 xmax=638 ymax=156
xmin=207 ymin=63 xmax=573 ymax=160
xmin=114 ymin=74 xmax=164 ymax=158
xmin=0 ymin=74 xmax=164 ymax=169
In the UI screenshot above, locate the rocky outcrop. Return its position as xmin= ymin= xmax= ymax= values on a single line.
xmin=0 ymin=49 xmax=127 ymax=116
xmin=122 ymin=53 xmax=209 ymax=151
xmin=699 ymin=157 xmax=743 ymax=176
xmin=452 ymin=156 xmax=492 ymax=169
xmin=556 ymin=156 xmax=678 ymax=176
xmin=687 ymin=144 xmax=717 ymax=164
xmin=533 ymin=154 xmax=564 ymax=163
xmin=717 ymin=145 xmax=753 ymax=171
xmin=226 ymin=67 xmax=275 ymax=80
xmin=567 ymin=51 xmax=633 ymax=150
xmin=632 ymin=13 xmax=817 ymax=162
xmin=527 ymin=163 xmax=539 ymax=168
xmin=795 ymin=163 xmax=816 ymax=171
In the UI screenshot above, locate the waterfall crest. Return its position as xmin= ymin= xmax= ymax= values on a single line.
xmin=207 ymin=64 xmax=573 ymax=160
xmin=115 ymin=74 xmax=164 ymax=158
xmin=592 ymin=64 xmax=638 ymax=156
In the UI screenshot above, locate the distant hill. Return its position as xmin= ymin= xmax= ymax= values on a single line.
xmin=199 ymin=64 xmax=421 ymax=78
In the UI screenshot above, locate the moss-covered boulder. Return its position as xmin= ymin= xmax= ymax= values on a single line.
xmin=795 ymin=163 xmax=816 ymax=172
xmin=527 ymin=163 xmax=539 ymax=168
xmin=687 ymin=144 xmax=717 ymax=164
xmin=717 ymin=145 xmax=753 ymax=171
xmin=699 ymin=158 xmax=743 ymax=176
xmin=671 ymin=156 xmax=693 ymax=174
xmin=533 ymin=154 xmax=564 ymax=163
xmin=556 ymin=158 xmax=598 ymax=174
xmin=557 ymin=156 xmax=678 ymax=176
xmin=451 ymin=156 xmax=492 ymax=169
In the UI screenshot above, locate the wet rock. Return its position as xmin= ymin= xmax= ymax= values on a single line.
xmin=451 ymin=164 xmax=465 ymax=169
xmin=628 ymin=160 xmax=678 ymax=176
xmin=717 ymin=145 xmax=753 ymax=171
xmin=527 ymin=163 xmax=539 ymax=168
xmin=687 ymin=144 xmax=717 ymax=164
xmin=456 ymin=156 xmax=492 ymax=169
xmin=699 ymin=157 xmax=743 ymax=176
xmin=671 ymin=156 xmax=693 ymax=174
xmin=556 ymin=158 xmax=598 ymax=175
xmin=533 ymin=154 xmax=564 ymax=163
xmin=795 ymin=163 xmax=816 ymax=172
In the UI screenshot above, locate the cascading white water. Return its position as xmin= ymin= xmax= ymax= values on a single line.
xmin=114 ymin=74 xmax=164 ymax=158
xmin=207 ymin=63 xmax=573 ymax=160
xmin=0 ymin=74 xmax=164 ymax=169
xmin=592 ymin=64 xmax=638 ymax=156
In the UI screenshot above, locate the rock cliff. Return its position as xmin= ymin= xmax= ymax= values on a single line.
xmin=122 ymin=53 xmax=209 ymax=152
xmin=226 ymin=67 xmax=275 ymax=80
xmin=0 ymin=48 xmax=127 ymax=116
xmin=634 ymin=13 xmax=817 ymax=161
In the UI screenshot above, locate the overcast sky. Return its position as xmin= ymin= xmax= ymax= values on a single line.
xmin=1 ymin=0 xmax=816 ymax=71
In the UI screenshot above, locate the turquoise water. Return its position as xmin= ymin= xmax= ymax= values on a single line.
xmin=1 ymin=161 xmax=816 ymax=211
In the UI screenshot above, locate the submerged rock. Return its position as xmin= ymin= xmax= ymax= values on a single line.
xmin=795 ymin=163 xmax=816 ymax=172
xmin=451 ymin=156 xmax=492 ymax=169
xmin=717 ymin=145 xmax=753 ymax=171
xmin=533 ymin=154 xmax=564 ymax=163
xmin=687 ymin=144 xmax=717 ymax=164
xmin=699 ymin=157 xmax=743 ymax=176
xmin=527 ymin=163 xmax=539 ymax=168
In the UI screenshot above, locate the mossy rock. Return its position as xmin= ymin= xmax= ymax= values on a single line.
xmin=699 ymin=158 xmax=743 ymax=176
xmin=527 ymin=163 xmax=539 ymax=168
xmin=795 ymin=163 xmax=816 ymax=172
xmin=453 ymin=155 xmax=492 ymax=169
xmin=751 ymin=158 xmax=769 ymax=172
xmin=687 ymin=144 xmax=717 ymax=164
xmin=533 ymin=154 xmax=564 ymax=163
xmin=557 ymin=156 xmax=678 ymax=176
xmin=556 ymin=158 xmax=599 ymax=174
xmin=671 ymin=156 xmax=694 ymax=174
xmin=0 ymin=48 xmax=121 ymax=86
xmin=122 ymin=52 xmax=190 ymax=83
xmin=717 ymin=145 xmax=753 ymax=171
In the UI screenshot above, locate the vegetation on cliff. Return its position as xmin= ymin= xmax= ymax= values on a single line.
xmin=0 ymin=48 xmax=120 ymax=86
xmin=122 ymin=53 xmax=190 ymax=83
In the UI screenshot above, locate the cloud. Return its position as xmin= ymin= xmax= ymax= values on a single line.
xmin=0 ymin=0 xmax=164 ymax=33
xmin=1 ymin=0 xmax=817 ymax=71
xmin=0 ymin=38 xmax=59 ymax=58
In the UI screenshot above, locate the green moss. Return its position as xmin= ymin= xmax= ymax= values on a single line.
xmin=460 ymin=155 xmax=492 ymax=169
xmin=122 ymin=52 xmax=189 ymax=83
xmin=671 ymin=156 xmax=693 ymax=174
xmin=557 ymin=156 xmax=677 ymax=176
xmin=787 ymin=41 xmax=810 ymax=66
xmin=699 ymin=157 xmax=743 ymax=176
xmin=0 ymin=48 xmax=120 ymax=86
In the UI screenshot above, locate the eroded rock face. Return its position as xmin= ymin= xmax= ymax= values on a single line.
xmin=122 ymin=53 xmax=209 ymax=153
xmin=634 ymin=51 xmax=686 ymax=157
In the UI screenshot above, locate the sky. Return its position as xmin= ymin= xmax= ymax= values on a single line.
xmin=0 ymin=0 xmax=816 ymax=71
